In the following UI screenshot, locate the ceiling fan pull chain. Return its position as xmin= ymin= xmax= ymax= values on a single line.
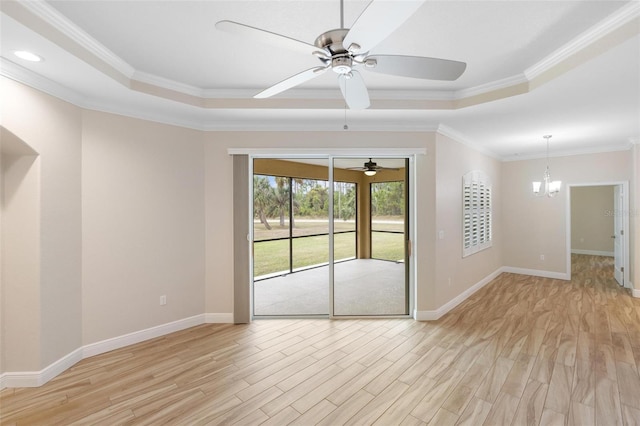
xmin=343 ymin=79 xmax=349 ymax=130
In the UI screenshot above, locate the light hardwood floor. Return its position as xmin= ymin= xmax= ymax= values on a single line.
xmin=2 ymin=255 xmax=639 ymax=425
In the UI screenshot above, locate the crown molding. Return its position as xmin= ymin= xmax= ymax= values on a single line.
xmin=4 ymin=63 xmax=636 ymax=160
xmin=1 ymin=57 xmax=87 ymax=106
xmin=18 ymin=0 xmax=135 ymax=78
xmin=201 ymin=120 xmax=441 ymax=133
xmin=501 ymin=143 xmax=634 ymax=162
xmin=372 ymin=89 xmax=456 ymax=101
xmin=133 ymin=70 xmax=206 ymax=98
xmin=0 ymin=62 xmax=445 ymax=133
xmin=1 ymin=58 xmax=210 ymax=131
xmin=524 ymin=1 xmax=640 ymax=80
xmin=436 ymin=124 xmax=501 ymax=159
xmin=454 ymin=73 xmax=528 ymax=100
xmin=227 ymin=147 xmax=427 ymax=156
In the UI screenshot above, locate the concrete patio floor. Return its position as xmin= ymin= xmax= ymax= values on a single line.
xmin=253 ymin=259 xmax=407 ymax=316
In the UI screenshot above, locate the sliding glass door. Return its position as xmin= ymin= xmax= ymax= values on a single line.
xmin=332 ymin=157 xmax=409 ymax=316
xmin=252 ymin=158 xmax=330 ymax=316
xmin=251 ymin=156 xmax=410 ymax=318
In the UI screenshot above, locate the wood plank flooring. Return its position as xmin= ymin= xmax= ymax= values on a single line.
xmin=2 ymin=254 xmax=639 ymax=425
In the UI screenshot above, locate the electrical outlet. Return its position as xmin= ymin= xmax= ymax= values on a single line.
xmin=540 ymin=254 xmax=545 ymax=261
xmin=160 ymin=295 xmax=167 ymax=306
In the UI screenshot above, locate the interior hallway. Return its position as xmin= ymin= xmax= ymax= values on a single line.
xmin=1 ymin=255 xmax=639 ymax=425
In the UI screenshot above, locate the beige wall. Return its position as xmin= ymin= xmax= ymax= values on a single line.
xmin=502 ymin=150 xmax=631 ymax=276
xmin=81 ymin=110 xmax=206 ymax=345
xmin=571 ymin=186 xmax=614 ymax=254
xmin=1 ymin=77 xmax=82 ymax=372
xmin=1 ymin=145 xmax=40 ymax=373
xmin=2 ymin=78 xmax=208 ymax=370
xmin=433 ymin=133 xmax=503 ymax=309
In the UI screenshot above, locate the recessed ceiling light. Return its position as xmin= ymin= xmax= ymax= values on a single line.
xmin=14 ymin=50 xmax=43 ymax=62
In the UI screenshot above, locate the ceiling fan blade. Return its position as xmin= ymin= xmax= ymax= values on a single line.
xmin=366 ymin=55 xmax=466 ymax=81
xmin=339 ymin=71 xmax=370 ymax=110
xmin=343 ymin=0 xmax=425 ymax=54
xmin=216 ymin=20 xmax=324 ymax=57
xmin=255 ymin=66 xmax=328 ymax=99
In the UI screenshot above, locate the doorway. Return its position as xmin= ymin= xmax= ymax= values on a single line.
xmin=251 ymin=156 xmax=412 ymax=318
xmin=569 ymin=183 xmax=629 ymax=287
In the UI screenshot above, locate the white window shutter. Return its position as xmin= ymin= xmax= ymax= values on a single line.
xmin=462 ymin=171 xmax=492 ymax=257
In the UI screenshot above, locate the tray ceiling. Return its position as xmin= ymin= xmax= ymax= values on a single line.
xmin=1 ymin=0 xmax=638 ymax=159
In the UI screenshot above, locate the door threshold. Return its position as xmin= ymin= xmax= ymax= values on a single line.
xmin=253 ymin=315 xmax=330 ymax=320
xmin=252 ymin=315 xmax=413 ymax=320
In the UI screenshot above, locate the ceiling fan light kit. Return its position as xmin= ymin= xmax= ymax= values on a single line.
xmin=216 ymin=0 xmax=466 ymax=110
xmin=347 ymin=158 xmax=399 ymax=176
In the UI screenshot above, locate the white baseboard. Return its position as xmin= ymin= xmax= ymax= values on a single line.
xmin=83 ymin=314 xmax=206 ymax=358
xmin=1 ymin=312 xmax=234 ymax=389
xmin=571 ymin=249 xmax=614 ymax=257
xmin=415 ymin=265 xmax=572 ymax=321
xmin=415 ymin=268 xmax=504 ymax=321
xmin=205 ymin=313 xmax=234 ymax=323
xmin=1 ymin=348 xmax=83 ymax=388
xmin=632 ymin=285 xmax=640 ymax=298
xmin=501 ymin=266 xmax=570 ymax=281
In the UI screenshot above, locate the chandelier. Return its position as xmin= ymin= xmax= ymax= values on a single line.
xmin=532 ymin=135 xmax=561 ymax=197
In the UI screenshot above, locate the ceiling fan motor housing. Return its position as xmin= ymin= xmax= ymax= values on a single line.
xmin=314 ymin=29 xmax=349 ymax=54
xmin=365 ymin=159 xmax=377 ymax=169
xmin=315 ymin=28 xmax=357 ymax=75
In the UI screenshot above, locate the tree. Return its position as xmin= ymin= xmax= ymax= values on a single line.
xmin=253 ymin=176 xmax=274 ymax=230
xmin=271 ymin=177 xmax=290 ymax=227
xmin=334 ymin=182 xmax=356 ymax=220
xmin=371 ymin=182 xmax=404 ymax=216
xmin=301 ymin=184 xmax=329 ymax=217
xmin=290 ymin=178 xmax=305 ymax=228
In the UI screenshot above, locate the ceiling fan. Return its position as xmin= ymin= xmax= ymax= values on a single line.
xmin=215 ymin=0 xmax=466 ymax=109
xmin=347 ymin=158 xmax=399 ymax=176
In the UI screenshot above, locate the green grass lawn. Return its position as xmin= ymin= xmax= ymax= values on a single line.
xmin=253 ymin=230 xmax=404 ymax=277
xmin=254 ymin=219 xmax=355 ymax=241
xmin=254 ymin=216 xmax=403 ymax=240
xmin=371 ymin=231 xmax=405 ymax=262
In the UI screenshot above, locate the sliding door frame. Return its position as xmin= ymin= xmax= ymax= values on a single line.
xmin=240 ymin=148 xmax=423 ymax=321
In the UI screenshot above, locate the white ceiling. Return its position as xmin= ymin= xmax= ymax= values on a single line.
xmin=1 ymin=0 xmax=639 ymax=160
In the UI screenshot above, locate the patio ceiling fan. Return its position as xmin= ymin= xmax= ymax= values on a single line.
xmin=347 ymin=158 xmax=399 ymax=176
xmin=215 ymin=0 xmax=466 ymax=109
